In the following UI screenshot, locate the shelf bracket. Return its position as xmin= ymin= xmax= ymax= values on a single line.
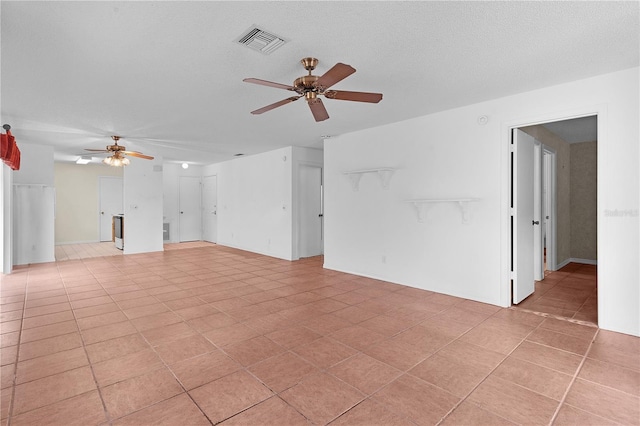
xmin=457 ymin=200 xmax=472 ymax=224
xmin=409 ymin=201 xmax=430 ymax=223
xmin=344 ymin=168 xmax=396 ymax=191
xmin=347 ymin=173 xmax=363 ymax=191
xmin=405 ymin=198 xmax=480 ymax=224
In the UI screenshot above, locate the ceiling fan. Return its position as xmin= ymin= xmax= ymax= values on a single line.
xmin=85 ymin=136 xmax=154 ymax=166
xmin=243 ymin=57 xmax=383 ymax=122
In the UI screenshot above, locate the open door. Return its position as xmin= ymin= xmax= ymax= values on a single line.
xmin=512 ymin=129 xmax=537 ymax=303
xmin=99 ymin=177 xmax=123 ymax=242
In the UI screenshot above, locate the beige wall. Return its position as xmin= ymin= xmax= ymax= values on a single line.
xmin=570 ymin=141 xmax=597 ymax=260
xmin=54 ymin=163 xmax=123 ymax=244
xmin=521 ymin=125 xmax=571 ymax=264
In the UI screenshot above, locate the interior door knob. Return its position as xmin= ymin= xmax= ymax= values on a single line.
xmin=180 ymin=211 xmax=184 ymax=214
xmin=532 ymin=220 xmax=540 ymax=225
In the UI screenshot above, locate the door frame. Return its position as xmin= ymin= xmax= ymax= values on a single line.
xmin=533 ymin=139 xmax=544 ymax=282
xmin=501 ymin=106 xmax=603 ymax=307
xmin=542 ymin=146 xmax=558 ymax=272
xmin=293 ymin=161 xmax=323 ymax=260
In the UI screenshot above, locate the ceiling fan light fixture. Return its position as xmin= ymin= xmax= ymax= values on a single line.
xmin=103 ymin=154 xmax=130 ymax=167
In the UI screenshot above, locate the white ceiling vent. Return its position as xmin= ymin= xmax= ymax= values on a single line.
xmin=236 ymin=26 xmax=286 ymax=55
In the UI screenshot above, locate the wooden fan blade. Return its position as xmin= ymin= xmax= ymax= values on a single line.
xmin=251 ymin=96 xmax=302 ymax=115
xmin=308 ymin=98 xmax=329 ymax=122
xmin=243 ymin=78 xmax=296 ymax=91
xmin=85 ymin=149 xmax=110 ymax=152
xmin=123 ymin=151 xmax=154 ymax=160
xmin=324 ymin=90 xmax=383 ymax=103
xmin=315 ymin=63 xmax=356 ymax=90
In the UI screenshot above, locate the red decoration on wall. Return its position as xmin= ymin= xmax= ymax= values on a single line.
xmin=1 ymin=125 xmax=21 ymax=170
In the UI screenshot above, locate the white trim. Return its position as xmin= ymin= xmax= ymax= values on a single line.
xmin=542 ymin=146 xmax=558 ymax=272
xmin=55 ymin=240 xmax=101 ymax=245
xmin=569 ymin=257 xmax=598 ymax=266
xmin=557 ymin=258 xmax=598 ymax=269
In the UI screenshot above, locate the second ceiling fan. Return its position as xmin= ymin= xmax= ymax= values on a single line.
xmin=243 ymin=57 xmax=383 ymax=122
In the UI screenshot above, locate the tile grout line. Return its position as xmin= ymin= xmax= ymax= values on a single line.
xmin=4 ymin=271 xmax=29 ymax=426
xmin=4 ymin=253 xmax=610 ymax=425
xmin=64 ymin=260 xmax=118 ymax=426
xmin=547 ymin=328 xmax=600 ymax=425
xmin=435 ymin=308 xmax=562 ymax=426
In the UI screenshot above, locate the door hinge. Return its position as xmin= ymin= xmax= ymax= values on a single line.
xmin=509 ymin=144 xmax=514 ymax=153
xmin=510 ymin=271 xmax=515 ymax=280
xmin=510 ymin=208 xmax=515 ymax=216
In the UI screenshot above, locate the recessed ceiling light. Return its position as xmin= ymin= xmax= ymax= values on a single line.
xmin=182 ymin=162 xmax=189 ymax=169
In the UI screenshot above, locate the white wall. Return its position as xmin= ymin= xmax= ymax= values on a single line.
xmin=13 ymin=143 xmax=54 ymax=186
xmin=324 ymin=67 xmax=639 ymax=337
xmin=54 ymin=162 xmax=123 ymax=244
xmin=162 ymin=163 xmax=204 ymax=243
xmin=123 ymin=157 xmax=164 ymax=254
xmin=204 ymin=147 xmax=294 ymax=260
xmin=10 ymin=143 xmax=56 ymax=265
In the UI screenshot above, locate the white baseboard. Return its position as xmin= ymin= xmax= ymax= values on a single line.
xmin=55 ymin=240 xmax=100 ymax=246
xmin=556 ymin=257 xmax=597 ymax=269
xmin=569 ymin=257 xmax=598 ymax=265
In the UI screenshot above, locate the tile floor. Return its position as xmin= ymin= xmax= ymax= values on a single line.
xmin=516 ymin=263 xmax=598 ymax=325
xmin=1 ymin=245 xmax=638 ymax=425
xmin=55 ymin=241 xmax=212 ymax=262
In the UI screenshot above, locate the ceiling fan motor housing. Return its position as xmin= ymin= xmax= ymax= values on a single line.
xmin=108 ymin=136 xmax=126 ymax=152
xmin=300 ymin=57 xmax=318 ymax=71
xmin=296 ymin=58 xmax=324 ymax=99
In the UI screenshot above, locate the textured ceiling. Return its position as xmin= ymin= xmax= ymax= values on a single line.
xmin=542 ymin=116 xmax=598 ymax=144
xmin=1 ymin=1 xmax=637 ymax=165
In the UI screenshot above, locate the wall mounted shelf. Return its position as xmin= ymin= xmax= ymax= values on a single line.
xmin=344 ymin=168 xmax=396 ymax=191
xmin=405 ymin=198 xmax=480 ymax=223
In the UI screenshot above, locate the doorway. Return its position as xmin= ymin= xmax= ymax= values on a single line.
xmin=510 ymin=115 xmax=598 ymax=324
xmin=179 ymin=176 xmax=202 ymax=242
xmin=298 ymin=164 xmax=323 ymax=258
xmin=98 ymin=177 xmax=123 ymax=242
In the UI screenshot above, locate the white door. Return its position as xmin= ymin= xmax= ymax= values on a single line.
xmin=533 ymin=141 xmax=544 ymax=281
xmin=299 ymin=165 xmax=323 ymax=257
xmin=99 ymin=177 xmax=123 ymax=242
xmin=202 ymin=175 xmax=217 ymax=243
xmin=179 ymin=176 xmax=202 ymax=242
xmin=512 ymin=129 xmax=536 ymax=304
